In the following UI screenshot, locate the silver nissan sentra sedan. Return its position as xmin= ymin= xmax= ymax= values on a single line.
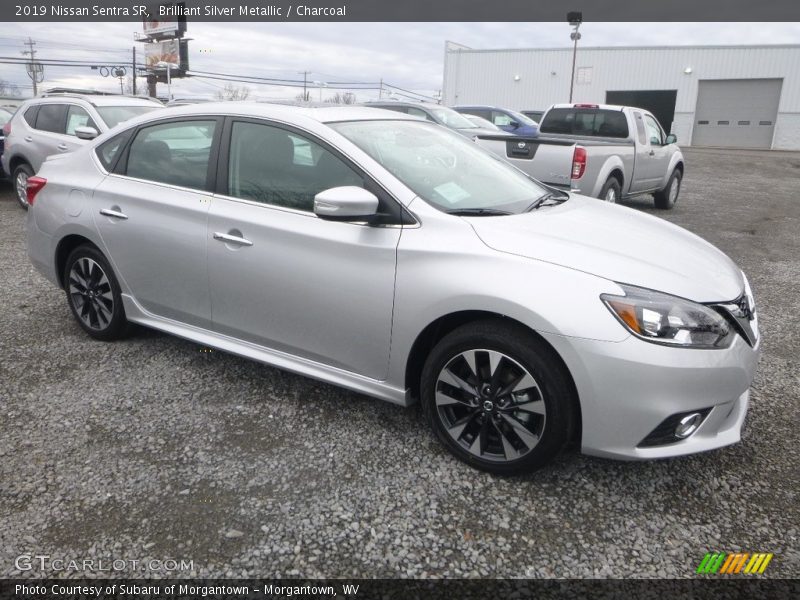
xmin=25 ymin=103 xmax=760 ymax=474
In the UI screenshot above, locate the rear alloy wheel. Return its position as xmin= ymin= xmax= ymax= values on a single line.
xmin=421 ymin=320 xmax=574 ymax=474
xmin=654 ymin=168 xmax=682 ymax=210
xmin=599 ymin=177 xmax=621 ymax=203
xmin=12 ymin=163 xmax=34 ymax=210
xmin=64 ymin=245 xmax=129 ymax=341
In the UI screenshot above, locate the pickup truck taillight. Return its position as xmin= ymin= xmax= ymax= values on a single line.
xmin=26 ymin=176 xmax=47 ymax=206
xmin=572 ymin=147 xmax=587 ymax=179
xmin=2 ymin=122 xmax=10 ymax=136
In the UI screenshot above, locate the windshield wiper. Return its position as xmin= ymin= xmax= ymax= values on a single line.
xmin=524 ymin=190 xmax=569 ymax=212
xmin=446 ymin=208 xmax=512 ymax=216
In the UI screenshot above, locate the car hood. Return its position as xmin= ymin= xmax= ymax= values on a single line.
xmin=468 ymin=195 xmax=744 ymax=302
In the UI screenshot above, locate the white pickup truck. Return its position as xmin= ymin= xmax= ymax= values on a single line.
xmin=475 ymin=103 xmax=685 ymax=209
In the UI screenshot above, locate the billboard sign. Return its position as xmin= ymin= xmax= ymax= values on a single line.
xmin=145 ymin=39 xmax=180 ymax=68
xmin=142 ymin=3 xmax=186 ymax=39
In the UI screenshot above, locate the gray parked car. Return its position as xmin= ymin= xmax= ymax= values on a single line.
xmin=364 ymin=101 xmax=508 ymax=139
xmin=2 ymin=92 xmax=162 ymax=209
xmin=25 ymin=103 xmax=759 ymax=474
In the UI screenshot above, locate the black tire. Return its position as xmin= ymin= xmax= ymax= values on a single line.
xmin=420 ymin=319 xmax=575 ymax=475
xmin=654 ymin=168 xmax=682 ymax=210
xmin=12 ymin=163 xmax=34 ymax=210
xmin=598 ymin=176 xmax=621 ymax=203
xmin=63 ymin=245 xmax=129 ymax=341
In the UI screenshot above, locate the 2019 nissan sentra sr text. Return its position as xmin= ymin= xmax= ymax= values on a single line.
xmin=25 ymin=103 xmax=760 ymax=474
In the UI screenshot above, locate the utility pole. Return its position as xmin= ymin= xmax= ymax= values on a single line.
xmin=378 ymin=78 xmax=383 ymax=99
xmin=298 ymin=71 xmax=310 ymax=101
xmin=567 ymin=12 xmax=583 ymax=103
xmin=22 ymin=37 xmax=43 ymax=96
xmin=132 ymin=46 xmax=137 ymax=95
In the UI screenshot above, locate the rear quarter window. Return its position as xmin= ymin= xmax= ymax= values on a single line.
xmin=23 ymin=105 xmax=40 ymax=127
xmin=540 ymin=108 xmax=629 ymax=138
xmin=96 ymin=130 xmax=132 ymax=172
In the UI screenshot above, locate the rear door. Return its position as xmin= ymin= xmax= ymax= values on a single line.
xmin=206 ymin=118 xmax=401 ymax=380
xmin=92 ymin=117 xmax=220 ymax=329
xmin=28 ymin=103 xmax=69 ymax=170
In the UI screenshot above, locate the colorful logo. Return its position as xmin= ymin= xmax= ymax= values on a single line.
xmin=696 ymin=552 xmax=773 ymax=575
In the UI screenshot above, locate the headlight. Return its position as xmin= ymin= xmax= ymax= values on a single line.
xmin=601 ymin=284 xmax=734 ymax=349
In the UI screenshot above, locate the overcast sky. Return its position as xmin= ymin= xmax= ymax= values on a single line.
xmin=1 ymin=21 xmax=799 ymax=101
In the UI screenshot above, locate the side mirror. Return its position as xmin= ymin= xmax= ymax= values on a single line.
xmin=665 ymin=134 xmax=677 ymax=144
xmin=509 ymin=120 xmax=520 ymax=129
xmin=75 ymin=126 xmax=99 ymax=140
xmin=314 ymin=186 xmax=379 ymax=222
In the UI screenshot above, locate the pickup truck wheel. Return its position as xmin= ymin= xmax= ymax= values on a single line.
xmin=654 ymin=169 xmax=682 ymax=210
xmin=599 ymin=177 xmax=621 ymax=203
xmin=13 ymin=163 xmax=34 ymax=210
xmin=421 ymin=319 xmax=574 ymax=475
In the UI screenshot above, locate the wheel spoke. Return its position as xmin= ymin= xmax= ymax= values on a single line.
xmin=492 ymin=419 xmax=519 ymax=460
xmin=435 ymin=391 xmax=472 ymax=407
xmin=447 ymin=410 xmax=479 ymax=441
xmin=500 ymin=413 xmax=539 ymax=450
xmin=438 ymin=367 xmax=479 ymax=397
xmin=461 ymin=350 xmax=478 ymax=379
xmin=468 ymin=418 xmax=489 ymax=457
xmin=496 ymin=371 xmax=538 ymax=398
xmin=510 ymin=399 xmax=546 ymax=416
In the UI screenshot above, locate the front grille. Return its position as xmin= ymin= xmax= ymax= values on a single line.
xmin=710 ymin=292 xmax=758 ymax=347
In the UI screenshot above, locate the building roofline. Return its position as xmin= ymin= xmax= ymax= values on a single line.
xmin=445 ymin=43 xmax=800 ymax=54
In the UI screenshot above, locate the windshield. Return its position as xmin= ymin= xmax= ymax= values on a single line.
xmin=466 ymin=115 xmax=500 ymax=131
xmin=96 ymin=105 xmax=161 ymax=129
xmin=429 ymin=107 xmax=479 ymax=129
xmin=508 ymin=110 xmax=537 ymax=127
xmin=331 ymin=120 xmax=548 ymax=214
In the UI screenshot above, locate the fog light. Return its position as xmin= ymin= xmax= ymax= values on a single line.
xmin=675 ymin=412 xmax=703 ymax=439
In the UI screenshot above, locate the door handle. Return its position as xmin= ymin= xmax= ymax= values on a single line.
xmin=649 ymin=150 xmax=655 ymax=156
xmin=100 ymin=208 xmax=128 ymax=220
xmin=24 ymin=136 xmax=33 ymax=142
xmin=58 ymin=143 xmax=68 ymax=151
xmin=213 ymin=232 xmax=253 ymax=247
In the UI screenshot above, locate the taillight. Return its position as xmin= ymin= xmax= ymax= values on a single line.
xmin=573 ymin=103 xmax=599 ymax=108
xmin=2 ymin=122 xmax=10 ymax=136
xmin=26 ymin=176 xmax=47 ymax=206
xmin=571 ymin=147 xmax=586 ymax=179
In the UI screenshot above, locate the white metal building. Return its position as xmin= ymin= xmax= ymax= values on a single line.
xmin=442 ymin=43 xmax=800 ymax=150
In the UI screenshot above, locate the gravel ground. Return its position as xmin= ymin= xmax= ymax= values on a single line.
xmin=0 ymin=147 xmax=798 ymax=580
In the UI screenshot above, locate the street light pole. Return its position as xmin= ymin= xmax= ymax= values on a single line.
xmin=567 ymin=11 xmax=583 ymax=103
xmin=156 ymin=61 xmax=178 ymax=101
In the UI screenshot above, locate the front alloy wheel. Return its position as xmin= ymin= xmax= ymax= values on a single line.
xmin=435 ymin=349 xmax=546 ymax=462
xmin=421 ymin=320 xmax=575 ymax=474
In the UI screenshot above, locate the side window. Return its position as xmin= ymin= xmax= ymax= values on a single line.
xmin=644 ymin=115 xmax=664 ymax=146
xmin=126 ymin=120 xmax=216 ymax=189
xmin=35 ymin=104 xmax=68 ymax=134
xmin=23 ymin=105 xmax=40 ymax=127
xmin=633 ymin=112 xmax=647 ymax=145
xmin=407 ymin=107 xmax=432 ymax=121
xmin=227 ymin=121 xmax=363 ymax=212
xmin=492 ymin=111 xmax=514 ymax=127
xmin=65 ymin=106 xmax=98 ymax=136
xmin=96 ymin=131 xmax=132 ymax=172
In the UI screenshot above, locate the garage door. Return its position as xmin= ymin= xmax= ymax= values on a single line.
xmin=692 ymin=79 xmax=782 ymax=149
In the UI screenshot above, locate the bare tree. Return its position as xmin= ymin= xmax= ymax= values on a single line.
xmin=295 ymin=91 xmax=310 ymax=102
xmin=0 ymin=78 xmax=21 ymax=97
xmin=215 ymin=83 xmax=251 ymax=101
xmin=324 ymin=92 xmax=356 ymax=105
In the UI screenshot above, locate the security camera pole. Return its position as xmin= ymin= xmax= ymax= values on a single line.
xmin=567 ymin=11 xmax=583 ymax=103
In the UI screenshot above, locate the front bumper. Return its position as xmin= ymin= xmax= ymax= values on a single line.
xmin=540 ymin=329 xmax=760 ymax=460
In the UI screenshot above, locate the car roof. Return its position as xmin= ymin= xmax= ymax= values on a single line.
xmin=30 ymin=94 xmax=162 ymax=107
xmin=364 ymin=101 xmax=444 ymax=110
xmin=126 ymin=101 xmax=422 ymax=124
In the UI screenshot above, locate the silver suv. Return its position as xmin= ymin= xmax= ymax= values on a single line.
xmin=2 ymin=92 xmax=162 ymax=209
